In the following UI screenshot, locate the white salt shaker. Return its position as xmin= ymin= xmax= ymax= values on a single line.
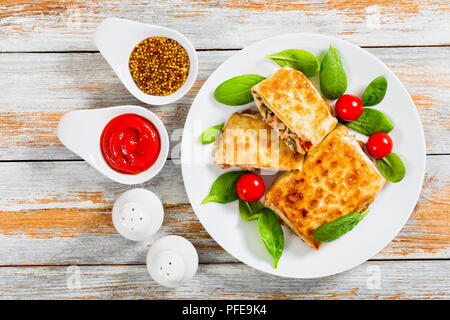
xmin=112 ymin=188 xmax=164 ymax=241
xmin=146 ymin=235 xmax=198 ymax=288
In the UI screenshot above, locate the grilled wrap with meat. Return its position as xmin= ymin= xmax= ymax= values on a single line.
xmin=213 ymin=112 xmax=304 ymax=171
xmin=251 ymin=66 xmax=338 ymax=154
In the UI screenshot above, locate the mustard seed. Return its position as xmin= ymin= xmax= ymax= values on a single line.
xmin=128 ymin=37 xmax=190 ymax=96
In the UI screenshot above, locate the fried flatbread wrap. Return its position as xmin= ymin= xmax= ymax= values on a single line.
xmin=213 ymin=112 xmax=304 ymax=171
xmin=264 ymin=126 xmax=386 ymax=249
xmin=251 ymin=66 xmax=338 ymax=154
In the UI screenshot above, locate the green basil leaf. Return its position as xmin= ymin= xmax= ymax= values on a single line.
xmin=239 ymin=199 xmax=264 ymax=221
xmin=214 ymin=74 xmax=265 ymax=106
xmin=202 ymin=171 xmax=248 ymax=204
xmin=199 ymin=123 xmax=224 ymax=145
xmin=345 ymin=108 xmax=394 ymax=136
xmin=313 ymin=210 xmax=368 ymax=243
xmin=258 ymin=208 xmax=284 ymax=268
xmin=362 ymin=76 xmax=388 ymax=106
xmin=319 ymin=45 xmax=347 ymax=99
xmin=265 ymin=49 xmax=320 ymax=77
xmin=376 ymin=152 xmax=406 ymax=183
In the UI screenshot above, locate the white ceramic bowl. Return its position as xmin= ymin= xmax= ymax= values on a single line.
xmin=57 ymin=105 xmax=169 ymax=184
xmin=94 ymin=18 xmax=198 ymax=105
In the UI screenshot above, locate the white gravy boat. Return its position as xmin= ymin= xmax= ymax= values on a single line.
xmin=94 ymin=18 xmax=198 ymax=105
xmin=57 ymin=105 xmax=169 ymax=184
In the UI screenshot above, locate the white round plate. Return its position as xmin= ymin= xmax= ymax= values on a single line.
xmin=181 ymin=34 xmax=425 ymax=278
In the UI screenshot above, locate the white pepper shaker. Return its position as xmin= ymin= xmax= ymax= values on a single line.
xmin=112 ymin=188 xmax=164 ymax=241
xmin=146 ymin=235 xmax=198 ymax=287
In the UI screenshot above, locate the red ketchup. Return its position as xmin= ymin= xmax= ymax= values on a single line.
xmin=100 ymin=113 xmax=161 ymax=175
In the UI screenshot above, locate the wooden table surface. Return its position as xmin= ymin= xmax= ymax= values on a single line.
xmin=0 ymin=0 xmax=449 ymax=299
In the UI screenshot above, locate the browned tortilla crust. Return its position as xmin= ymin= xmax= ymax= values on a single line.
xmin=213 ymin=112 xmax=304 ymax=171
xmin=264 ymin=126 xmax=386 ymax=249
xmin=251 ymin=66 xmax=337 ymax=153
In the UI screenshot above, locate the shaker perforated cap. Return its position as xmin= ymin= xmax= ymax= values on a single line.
xmin=112 ymin=188 xmax=164 ymax=241
xmin=146 ymin=235 xmax=198 ymax=288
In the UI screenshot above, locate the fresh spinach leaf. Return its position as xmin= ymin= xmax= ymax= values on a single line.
xmin=258 ymin=208 xmax=284 ymax=268
xmin=214 ymin=74 xmax=265 ymax=106
xmin=202 ymin=171 xmax=248 ymax=204
xmin=239 ymin=199 xmax=264 ymax=221
xmin=313 ymin=210 xmax=369 ymax=242
xmin=362 ymin=76 xmax=388 ymax=106
xmin=199 ymin=123 xmax=224 ymax=144
xmin=376 ymin=152 xmax=406 ymax=183
xmin=265 ymin=49 xmax=320 ymax=77
xmin=345 ymin=108 xmax=394 ymax=136
xmin=319 ymin=45 xmax=347 ymax=99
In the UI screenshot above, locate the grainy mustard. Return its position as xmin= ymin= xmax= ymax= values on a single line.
xmin=128 ymin=37 xmax=190 ymax=96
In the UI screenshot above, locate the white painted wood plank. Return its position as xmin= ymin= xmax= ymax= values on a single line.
xmin=0 ymin=161 xmax=187 ymax=208
xmin=0 ymin=206 xmax=234 ymax=265
xmin=0 ymin=0 xmax=449 ymax=51
xmin=0 ymin=261 xmax=448 ymax=299
xmin=0 ymin=47 xmax=448 ymax=160
xmin=0 ymin=155 xmax=447 ymax=265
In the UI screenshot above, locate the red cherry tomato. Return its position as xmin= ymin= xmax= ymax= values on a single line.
xmin=235 ymin=173 xmax=265 ymax=202
xmin=366 ymin=132 xmax=393 ymax=158
xmin=335 ymin=94 xmax=363 ymax=122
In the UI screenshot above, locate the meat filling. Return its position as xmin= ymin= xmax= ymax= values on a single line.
xmin=260 ymin=104 xmax=312 ymax=153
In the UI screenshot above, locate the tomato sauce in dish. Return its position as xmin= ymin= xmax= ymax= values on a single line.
xmin=100 ymin=113 xmax=161 ymax=175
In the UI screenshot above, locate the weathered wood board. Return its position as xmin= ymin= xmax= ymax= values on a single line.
xmin=0 ymin=47 xmax=448 ymax=161
xmin=0 ymin=155 xmax=447 ymax=266
xmin=0 ymin=0 xmax=448 ymax=300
